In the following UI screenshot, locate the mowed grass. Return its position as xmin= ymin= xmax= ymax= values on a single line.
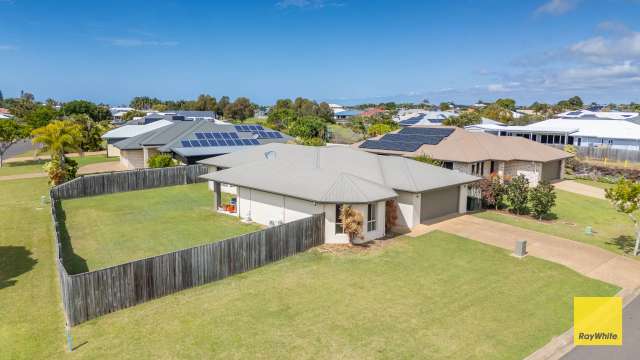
xmin=61 ymin=183 xmax=262 ymax=272
xmin=475 ymin=189 xmax=637 ymax=257
xmin=573 ymin=178 xmax=615 ymax=190
xmin=68 ymin=231 xmax=618 ymax=359
xmin=328 ymin=124 xmax=364 ymax=144
xmin=0 ymin=155 xmax=117 ymax=177
xmin=0 ymin=178 xmax=66 ymax=358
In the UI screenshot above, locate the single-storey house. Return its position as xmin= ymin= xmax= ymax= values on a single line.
xmin=101 ymin=120 xmax=173 ymax=157
xmin=466 ymin=118 xmax=640 ymax=150
xmin=356 ymin=126 xmax=572 ymax=186
xmin=199 ymin=143 xmax=479 ymax=244
xmin=112 ymin=120 xmax=291 ymax=169
xmin=334 ymin=110 xmax=362 ymax=124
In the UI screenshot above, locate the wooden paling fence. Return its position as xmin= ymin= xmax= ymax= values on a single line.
xmin=51 ymin=164 xmax=209 ymax=199
xmin=551 ymin=144 xmax=640 ymax=164
xmin=50 ymin=166 xmax=325 ymax=326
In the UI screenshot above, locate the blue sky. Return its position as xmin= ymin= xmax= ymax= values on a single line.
xmin=1 ymin=0 xmax=639 ymax=106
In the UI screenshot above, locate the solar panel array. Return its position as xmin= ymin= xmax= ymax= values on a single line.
xmin=235 ymin=125 xmax=264 ymax=132
xmin=180 ymin=136 xmax=260 ymax=148
xmin=234 ymin=125 xmax=283 ymax=139
xmin=359 ymin=127 xmax=454 ymax=152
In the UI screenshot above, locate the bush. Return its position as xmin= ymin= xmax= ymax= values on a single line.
xmin=529 ymin=181 xmax=556 ymax=220
xmin=367 ymin=123 xmax=393 ymax=137
xmin=287 ymin=116 xmax=327 ymax=140
xmin=339 ymin=206 xmax=364 ymax=244
xmin=43 ymin=157 xmax=78 ymax=186
xmin=297 ymin=137 xmax=325 ymax=146
xmin=505 ymin=175 xmax=529 ymax=215
xmin=413 ymin=154 xmax=442 ymax=166
xmin=479 ymin=175 xmax=506 ymax=210
xmin=148 ymin=154 xmax=177 ymax=168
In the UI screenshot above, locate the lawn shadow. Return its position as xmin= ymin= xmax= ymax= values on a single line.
xmin=7 ymin=159 xmax=47 ymax=167
xmin=606 ymin=235 xmax=636 ymax=254
xmin=0 ymin=246 xmax=38 ymax=289
xmin=55 ymin=201 xmax=89 ymax=274
xmin=540 ymin=212 xmax=559 ymax=221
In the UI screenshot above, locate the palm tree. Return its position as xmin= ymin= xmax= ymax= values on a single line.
xmin=31 ymin=120 xmax=82 ymax=163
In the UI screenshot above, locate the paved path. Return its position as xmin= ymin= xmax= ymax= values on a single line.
xmin=553 ymin=180 xmax=606 ymax=200
xmin=410 ymin=215 xmax=640 ymax=289
xmin=0 ymin=160 xmax=124 ymax=181
xmin=4 ymin=150 xmax=107 ymax=164
xmin=561 ymin=294 xmax=640 ymax=360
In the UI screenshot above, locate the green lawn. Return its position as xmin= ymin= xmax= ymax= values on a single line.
xmin=328 ymin=124 xmax=364 ymax=144
xmin=0 ymin=178 xmax=65 ymax=358
xmin=0 ymin=178 xmax=620 ymax=358
xmin=67 ymin=231 xmax=617 ymax=359
xmin=61 ymin=183 xmax=261 ymax=273
xmin=475 ymin=189 xmax=636 ymax=256
xmin=0 ymin=155 xmax=117 ymax=177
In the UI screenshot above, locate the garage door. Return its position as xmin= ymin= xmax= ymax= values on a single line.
xmin=541 ymin=160 xmax=561 ymax=182
xmin=420 ymin=186 xmax=460 ymax=222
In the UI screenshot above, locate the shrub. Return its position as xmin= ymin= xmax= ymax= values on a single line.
xmin=414 ymin=154 xmax=442 ymax=166
xmin=367 ymin=123 xmax=393 ymax=137
xmin=43 ymin=157 xmax=78 ymax=186
xmin=479 ymin=175 xmax=506 ymax=210
xmin=148 ymin=154 xmax=177 ymax=168
xmin=339 ymin=206 xmax=364 ymax=244
xmin=529 ymin=181 xmax=556 ymax=220
xmin=505 ymin=175 xmax=529 ymax=215
xmin=297 ymin=137 xmax=325 ymax=146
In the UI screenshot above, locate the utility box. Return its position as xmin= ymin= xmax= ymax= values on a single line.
xmin=514 ymin=240 xmax=527 ymax=258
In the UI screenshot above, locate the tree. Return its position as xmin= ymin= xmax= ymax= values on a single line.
xmin=267 ymin=108 xmax=297 ymax=130
xmin=224 ymin=97 xmax=254 ymax=121
xmin=529 ymin=181 xmax=556 ymax=220
xmin=442 ymin=111 xmax=481 ymax=128
xmin=7 ymin=98 xmax=37 ymax=118
xmin=21 ymin=91 xmax=35 ymax=101
xmin=568 ymin=96 xmax=583 ymax=109
xmin=0 ymin=90 xmax=3 ymax=103
xmin=148 ymin=153 xmax=177 ymax=168
xmin=23 ymin=106 xmax=59 ymax=129
xmin=605 ymin=178 xmax=640 ymax=256
xmin=439 ymin=102 xmax=451 ymax=111
xmin=317 ymin=102 xmax=334 ymax=122
xmin=0 ymin=120 xmax=28 ymax=167
xmin=68 ymin=114 xmax=108 ymax=151
xmin=479 ymin=175 xmax=506 ymax=210
xmin=122 ymin=110 xmax=146 ymax=121
xmin=505 ymin=175 xmax=529 ymax=215
xmin=339 ymin=206 xmax=364 ymax=244
xmin=508 ymin=113 xmax=543 ymax=126
xmin=367 ymin=123 xmax=393 ymax=137
xmin=414 ymin=154 xmax=442 ymax=166
xmin=194 ymin=94 xmax=216 ymax=111
xmin=130 ymin=96 xmax=162 ymax=110
xmin=216 ymin=96 xmax=230 ymax=118
xmin=480 ymin=104 xmax=512 ymax=123
xmin=495 ymin=98 xmax=516 ymax=111
xmin=61 ymin=100 xmax=111 ymax=122
xmin=31 ymin=120 xmax=82 ymax=161
xmin=287 ymin=116 xmax=327 ymax=140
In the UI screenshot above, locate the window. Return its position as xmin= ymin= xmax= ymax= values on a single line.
xmin=577 ymin=138 xmax=582 ymax=146
xmin=335 ymin=204 xmax=344 ymax=234
xmin=367 ymin=203 xmax=377 ymax=232
xmin=490 ymin=161 xmax=495 ymax=174
xmin=554 ymin=135 xmax=561 ymax=144
xmin=442 ymin=162 xmax=453 ymax=170
xmin=541 ymin=135 xmax=548 ymax=144
xmin=471 ymin=161 xmax=483 ymax=176
xmin=607 ymin=139 xmax=614 ymax=145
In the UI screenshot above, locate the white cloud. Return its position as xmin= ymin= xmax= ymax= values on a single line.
xmin=535 ymin=0 xmax=579 ymax=16
xmin=276 ymin=0 xmax=343 ymax=9
xmin=101 ymin=38 xmax=179 ymax=47
xmin=570 ymin=32 xmax=640 ymax=62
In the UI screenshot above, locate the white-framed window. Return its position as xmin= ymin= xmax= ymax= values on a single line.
xmin=367 ymin=203 xmax=377 ymax=232
xmin=335 ymin=204 xmax=344 ymax=234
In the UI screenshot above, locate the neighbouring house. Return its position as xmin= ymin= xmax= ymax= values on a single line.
xmin=334 ymin=110 xmax=362 ymax=124
xmin=112 ymin=120 xmax=291 ymax=169
xmin=466 ymin=117 xmax=640 ymax=150
xmin=101 ymin=120 xmax=173 ymax=157
xmin=124 ymin=111 xmax=223 ymax=125
xmin=356 ymin=126 xmax=572 ymax=186
xmin=199 ymin=143 xmax=479 ymax=244
xmin=556 ymin=109 xmax=639 ymax=122
xmin=0 ymin=108 xmax=13 ymax=119
xmin=329 ymin=103 xmax=345 ymax=113
xmin=109 ymin=107 xmax=135 ymax=122
xmin=396 ymin=111 xmax=501 ymax=127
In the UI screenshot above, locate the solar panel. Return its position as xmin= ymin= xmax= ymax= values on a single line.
xmin=359 ymin=140 xmax=422 ymax=152
xmin=222 ymin=133 xmax=231 ymax=139
xmin=241 ymin=139 xmax=252 ymax=145
xmin=208 ymin=139 xmax=218 ymax=146
xmin=231 ymin=139 xmax=241 ymax=146
xmin=199 ymin=140 xmax=209 ymax=146
xmin=381 ymin=133 xmax=445 ymax=145
xmin=195 ymin=133 xmax=205 ymax=140
xmin=234 ymin=125 xmax=244 ymax=132
xmin=181 ymin=140 xmax=192 ymax=147
xmin=250 ymin=139 xmax=260 ymax=145
xmin=230 ymin=133 xmax=239 ymax=139
xmin=399 ymin=119 xmax=420 ymax=126
xmin=248 ymin=125 xmax=258 ymax=131
xmin=399 ymin=127 xmax=454 ymax=137
xmin=204 ymin=133 xmax=214 ymax=139
xmin=213 ymin=133 xmax=222 ymax=139
xmin=189 ymin=140 xmax=200 ymax=147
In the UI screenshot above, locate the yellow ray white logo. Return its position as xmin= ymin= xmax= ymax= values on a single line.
xmin=574 ymin=297 xmax=622 ymax=346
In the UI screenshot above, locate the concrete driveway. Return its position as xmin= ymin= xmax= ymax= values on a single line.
xmin=553 ymin=180 xmax=606 ymax=200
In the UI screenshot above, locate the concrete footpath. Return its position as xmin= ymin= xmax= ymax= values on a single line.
xmin=553 ymin=180 xmax=606 ymax=200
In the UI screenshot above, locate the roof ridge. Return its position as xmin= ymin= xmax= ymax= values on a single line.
xmin=401 ymin=158 xmax=419 ymax=192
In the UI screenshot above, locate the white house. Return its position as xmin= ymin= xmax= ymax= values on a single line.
xmin=101 ymin=120 xmax=173 ymax=157
xmin=466 ymin=118 xmax=640 ymax=150
xmin=199 ymin=144 xmax=479 ymax=244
